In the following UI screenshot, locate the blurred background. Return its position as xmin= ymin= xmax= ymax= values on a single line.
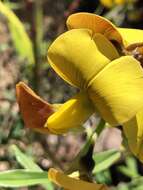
xmin=0 ymin=0 xmax=143 ymax=189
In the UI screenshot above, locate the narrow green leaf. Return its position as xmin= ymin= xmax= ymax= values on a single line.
xmin=118 ymin=164 xmax=139 ymax=179
xmin=10 ymin=145 xmax=53 ymax=190
xmin=10 ymin=145 xmax=41 ymax=171
xmin=0 ymin=170 xmax=51 ymax=187
xmin=126 ymin=157 xmax=138 ymax=175
xmin=117 ymin=157 xmax=139 ymax=178
xmin=92 ymin=149 xmax=121 ymax=173
xmin=0 ymin=1 xmax=34 ymax=64
xmin=95 ymin=170 xmax=112 ymax=184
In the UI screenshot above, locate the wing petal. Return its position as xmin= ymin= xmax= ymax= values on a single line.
xmin=45 ymin=91 xmax=94 ymax=134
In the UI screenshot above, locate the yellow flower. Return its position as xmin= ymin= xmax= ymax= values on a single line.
xmin=49 ymin=12 xmax=143 ymax=125
xmin=64 ymin=13 xmax=143 ymax=161
xmin=100 ymin=0 xmax=134 ymax=8
xmin=48 ymin=168 xmax=109 ymax=190
xmin=17 ymin=13 xmax=143 ymax=136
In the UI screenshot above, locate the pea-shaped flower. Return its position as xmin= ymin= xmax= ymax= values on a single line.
xmin=66 ymin=13 xmax=143 ymax=162
xmin=17 ymin=13 xmax=143 ymax=137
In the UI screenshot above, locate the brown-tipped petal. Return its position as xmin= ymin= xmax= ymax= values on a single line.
xmin=16 ymin=82 xmax=54 ymax=133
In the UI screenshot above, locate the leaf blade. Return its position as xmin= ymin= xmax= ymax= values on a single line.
xmin=92 ymin=149 xmax=121 ymax=173
xmin=10 ymin=145 xmax=53 ymax=190
xmin=10 ymin=145 xmax=41 ymax=171
xmin=0 ymin=170 xmax=52 ymax=187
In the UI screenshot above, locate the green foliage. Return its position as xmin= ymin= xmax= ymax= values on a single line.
xmin=118 ymin=156 xmax=139 ymax=179
xmin=113 ymin=177 xmax=143 ymax=190
xmin=0 ymin=1 xmax=34 ymax=64
xmin=128 ymin=177 xmax=143 ymax=189
xmin=93 ymin=149 xmax=121 ymax=173
xmin=10 ymin=145 xmax=41 ymax=171
xmin=95 ymin=170 xmax=112 ymax=185
xmin=5 ymin=145 xmax=54 ymax=190
xmin=0 ymin=170 xmax=51 ymax=187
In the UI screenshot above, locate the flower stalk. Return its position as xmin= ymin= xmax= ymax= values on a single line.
xmin=33 ymin=0 xmax=43 ymax=93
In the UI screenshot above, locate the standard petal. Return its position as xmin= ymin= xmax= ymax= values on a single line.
xmin=48 ymin=168 xmax=109 ymax=190
xmin=118 ymin=28 xmax=143 ymax=46
xmin=48 ymin=29 xmax=119 ymax=89
xmin=16 ymin=82 xmax=55 ymax=134
xmin=45 ymin=91 xmax=94 ymax=134
xmin=87 ymin=56 xmax=143 ymax=126
xmin=123 ymin=109 xmax=143 ymax=162
xmin=66 ymin=12 xmax=123 ymax=44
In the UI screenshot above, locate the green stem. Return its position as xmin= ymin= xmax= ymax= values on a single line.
xmin=95 ymin=119 xmax=106 ymax=136
xmin=79 ymin=118 xmax=105 ymax=157
xmin=65 ymin=118 xmax=105 ymax=174
xmin=33 ymin=0 xmax=43 ymax=93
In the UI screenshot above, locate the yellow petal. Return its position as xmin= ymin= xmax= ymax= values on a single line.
xmin=118 ymin=28 xmax=143 ymax=46
xmin=87 ymin=56 xmax=143 ymax=125
xmin=123 ymin=109 xmax=143 ymax=162
xmin=45 ymin=91 xmax=94 ymax=134
xmin=16 ymin=82 xmax=55 ymax=134
xmin=115 ymin=0 xmax=126 ymax=4
xmin=48 ymin=29 xmax=119 ymax=89
xmin=48 ymin=168 xmax=109 ymax=190
xmin=16 ymin=82 xmax=94 ymax=135
xmin=100 ymin=0 xmax=113 ymax=7
xmin=67 ymin=12 xmax=123 ymax=44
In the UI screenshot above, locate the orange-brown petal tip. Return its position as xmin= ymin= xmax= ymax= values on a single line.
xmin=16 ymin=82 xmax=54 ymax=133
